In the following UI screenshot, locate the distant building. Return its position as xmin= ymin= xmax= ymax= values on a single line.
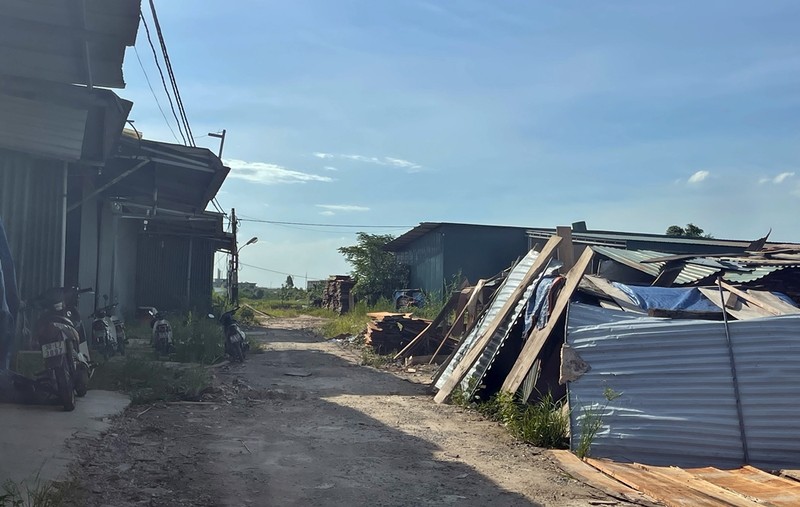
xmin=384 ymin=223 xmax=530 ymax=295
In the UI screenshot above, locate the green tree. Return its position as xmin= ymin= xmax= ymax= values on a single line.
xmin=284 ymin=275 xmax=294 ymax=289
xmin=665 ymin=223 xmax=713 ymax=238
xmin=338 ymin=233 xmax=409 ymax=304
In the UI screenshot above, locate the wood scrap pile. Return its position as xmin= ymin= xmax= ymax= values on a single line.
xmin=322 ymin=275 xmax=355 ymax=314
xmin=364 ymin=312 xmax=434 ymax=355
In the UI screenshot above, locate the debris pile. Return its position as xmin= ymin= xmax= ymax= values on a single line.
xmin=364 ymin=312 xmax=434 ymax=355
xmin=322 ymin=275 xmax=355 ymax=314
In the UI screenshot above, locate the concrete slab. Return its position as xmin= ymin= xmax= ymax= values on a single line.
xmin=0 ymin=390 xmax=129 ymax=483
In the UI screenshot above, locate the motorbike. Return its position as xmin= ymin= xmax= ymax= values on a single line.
xmin=30 ymin=286 xmax=93 ymax=411
xmin=149 ymin=309 xmax=174 ymax=354
xmin=90 ymin=297 xmax=126 ymax=358
xmin=216 ymin=307 xmax=248 ymax=362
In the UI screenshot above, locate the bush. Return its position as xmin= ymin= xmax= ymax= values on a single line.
xmin=170 ymin=312 xmax=225 ymax=364
xmin=479 ymin=391 xmax=569 ymax=449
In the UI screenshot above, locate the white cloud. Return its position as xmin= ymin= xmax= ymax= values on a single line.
xmin=315 ymin=204 xmax=370 ymax=212
xmin=773 ymin=172 xmax=795 ymax=184
xmin=319 ymin=210 xmax=336 ymax=216
xmin=687 ymin=170 xmax=711 ymax=184
xmin=324 ymin=166 xmax=338 ymax=171
xmin=311 ymin=152 xmax=423 ymax=172
xmin=225 ymin=159 xmax=333 ymax=185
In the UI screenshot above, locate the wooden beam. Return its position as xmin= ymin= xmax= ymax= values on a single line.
xmin=433 ymin=236 xmax=562 ymax=404
xmin=428 ymin=280 xmax=486 ymax=364
xmin=697 ymin=288 xmax=771 ymax=320
xmin=582 ymin=275 xmax=646 ymax=314
xmin=718 ymin=281 xmax=784 ymax=316
xmin=393 ymin=291 xmax=459 ymax=360
xmin=556 ymin=225 xmax=575 ymax=271
xmin=501 ymin=247 xmax=594 ymax=394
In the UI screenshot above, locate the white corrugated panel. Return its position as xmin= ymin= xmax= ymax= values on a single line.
xmin=567 ymin=303 xmax=800 ymax=469
xmin=435 ymin=249 xmax=539 ymax=391
xmin=0 ymin=93 xmax=87 ymax=160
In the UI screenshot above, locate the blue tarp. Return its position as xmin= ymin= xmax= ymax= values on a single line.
xmin=0 ymin=218 xmax=19 ymax=370
xmin=613 ymin=283 xmax=722 ymax=313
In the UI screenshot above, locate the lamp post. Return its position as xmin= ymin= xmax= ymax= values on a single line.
xmin=232 ymin=234 xmax=258 ymax=306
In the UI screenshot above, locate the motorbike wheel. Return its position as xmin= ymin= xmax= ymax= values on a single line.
xmin=74 ymin=367 xmax=89 ymax=397
xmin=231 ymin=341 xmax=245 ymax=362
xmin=55 ymin=367 xmax=75 ymax=412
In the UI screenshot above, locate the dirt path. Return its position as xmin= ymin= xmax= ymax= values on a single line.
xmin=68 ymin=317 xmax=633 ymax=506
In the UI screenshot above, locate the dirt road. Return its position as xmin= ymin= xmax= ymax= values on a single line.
xmin=68 ymin=317 xmax=628 ymax=506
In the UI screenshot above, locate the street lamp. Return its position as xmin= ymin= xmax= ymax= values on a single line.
xmin=232 ymin=236 xmax=258 ymax=305
xmin=239 ymin=236 xmax=258 ymax=253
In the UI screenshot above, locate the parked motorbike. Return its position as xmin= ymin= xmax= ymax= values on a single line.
xmin=149 ymin=309 xmax=174 ymax=354
xmin=90 ymin=297 xmax=126 ymax=358
xmin=31 ymin=286 xmax=93 ymax=411
xmin=215 ymin=307 xmax=248 ymax=362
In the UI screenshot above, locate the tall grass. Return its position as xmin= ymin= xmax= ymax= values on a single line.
xmin=0 ymin=475 xmax=72 ymax=507
xmin=478 ymin=391 xmax=569 ymax=449
xmin=170 ymin=312 xmax=225 ymax=364
xmin=574 ymin=387 xmax=622 ymax=459
xmin=318 ymin=299 xmax=394 ymax=338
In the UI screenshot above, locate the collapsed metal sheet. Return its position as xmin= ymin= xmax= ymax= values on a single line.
xmin=567 ymin=303 xmax=800 ymax=469
xmin=434 ymin=249 xmax=539 ymax=391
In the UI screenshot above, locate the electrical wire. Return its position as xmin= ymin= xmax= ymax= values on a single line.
xmin=139 ymin=12 xmax=187 ymax=145
xmin=240 ymin=262 xmax=319 ymax=280
xmin=237 ymin=218 xmax=412 ymax=228
xmin=133 ymin=46 xmax=180 ymax=144
xmin=148 ymin=0 xmax=195 ymax=146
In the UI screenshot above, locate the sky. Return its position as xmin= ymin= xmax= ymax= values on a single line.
xmin=121 ymin=1 xmax=800 ymax=288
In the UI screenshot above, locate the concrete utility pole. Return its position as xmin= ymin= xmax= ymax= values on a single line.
xmin=230 ymin=208 xmax=239 ymax=305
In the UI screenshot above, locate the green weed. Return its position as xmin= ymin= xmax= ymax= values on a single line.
xmin=0 ymin=475 xmax=73 ymax=507
xmin=359 ymin=348 xmax=393 ymax=368
xmin=90 ymin=357 xmax=212 ymax=405
xmin=478 ymin=391 xmax=569 ymax=449
xmin=170 ymin=312 xmax=225 ymax=364
xmin=575 ymin=387 xmax=623 ymax=459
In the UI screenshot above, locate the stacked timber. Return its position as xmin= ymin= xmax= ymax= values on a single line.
xmin=365 ymin=312 xmax=433 ymax=355
xmin=322 ymin=275 xmax=355 ymax=314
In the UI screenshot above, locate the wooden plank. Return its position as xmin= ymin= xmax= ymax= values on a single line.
xmin=645 ymin=465 xmax=771 ymax=507
xmin=501 ymin=247 xmax=594 ymax=394
xmin=393 ymin=291 xmax=458 ymax=360
xmin=556 ymin=226 xmax=575 ymax=271
xmin=433 ymin=236 xmax=562 ymax=404
xmin=744 ymin=291 xmax=800 ymax=315
xmin=718 ymin=282 xmax=785 ymax=316
xmin=583 ymin=275 xmax=646 ymax=314
xmin=689 ymin=466 xmax=800 ymax=506
xmin=585 ymin=459 xmax=761 ymax=507
xmin=648 ymin=309 xmax=724 ymax=320
xmin=428 ymin=281 xmax=486 ymax=364
xmin=548 ymin=451 xmax=660 ymax=507
xmin=779 ymin=469 xmax=800 ymax=483
xmin=698 ymin=288 xmax=772 ymax=320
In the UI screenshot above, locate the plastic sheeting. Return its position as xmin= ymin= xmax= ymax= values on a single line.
xmin=613 ymin=283 xmax=722 ymax=313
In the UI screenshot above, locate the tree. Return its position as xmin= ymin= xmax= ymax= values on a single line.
xmin=284 ymin=275 xmax=294 ymax=289
xmin=338 ymin=233 xmax=409 ymax=304
xmin=665 ymin=223 xmax=713 ymax=238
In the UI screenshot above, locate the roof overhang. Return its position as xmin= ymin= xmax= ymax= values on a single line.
xmin=0 ymin=0 xmax=140 ymax=88
xmin=0 ymin=77 xmax=132 ymax=162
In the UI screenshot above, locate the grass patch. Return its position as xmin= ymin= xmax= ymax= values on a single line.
xmin=0 ymin=475 xmax=75 ymax=507
xmin=170 ymin=312 xmax=225 ymax=364
xmin=241 ymin=298 xmax=334 ymax=320
xmin=90 ymin=356 xmax=212 ymax=405
xmin=478 ymin=391 xmax=569 ymax=449
xmin=318 ymin=299 xmax=394 ymax=339
xmin=359 ymin=347 xmax=394 ymax=368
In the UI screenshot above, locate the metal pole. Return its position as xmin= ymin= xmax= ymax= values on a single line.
xmin=59 ymin=164 xmax=68 ymax=286
xmin=717 ymin=277 xmax=749 ymax=463
xmin=231 ymin=208 xmax=238 ymax=305
xmin=186 ymin=238 xmax=193 ymax=308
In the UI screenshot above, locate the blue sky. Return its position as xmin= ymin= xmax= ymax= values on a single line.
xmin=121 ymin=1 xmax=800 ymax=287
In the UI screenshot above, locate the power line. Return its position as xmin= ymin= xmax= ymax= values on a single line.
xmin=237 ymin=218 xmax=412 ymax=229
xmin=240 ymin=262 xmax=320 ymax=280
xmin=139 ymin=12 xmax=187 ymax=145
xmin=133 ymin=46 xmax=180 ymax=144
xmin=148 ymin=0 xmax=195 ymax=146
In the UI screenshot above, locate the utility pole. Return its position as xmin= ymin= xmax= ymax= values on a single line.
xmin=229 ymin=208 xmax=239 ymax=305
xmin=208 ymin=129 xmax=227 ymax=159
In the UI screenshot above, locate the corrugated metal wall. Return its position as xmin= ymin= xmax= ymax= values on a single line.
xmin=394 ymin=230 xmax=444 ymax=294
xmin=567 ymin=303 xmax=800 ymax=469
xmin=136 ymin=234 xmax=214 ymax=312
xmin=0 ymin=149 xmax=65 ymax=302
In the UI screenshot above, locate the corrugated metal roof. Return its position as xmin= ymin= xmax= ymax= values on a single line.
xmin=567 ymin=303 xmax=800 ymax=469
xmin=0 ymin=0 xmax=140 ymax=88
xmin=723 ymin=265 xmax=792 ymax=283
xmin=385 ymin=222 xmax=531 ymax=252
xmin=526 ymin=227 xmax=775 ymax=249
xmin=459 ymin=254 xmax=555 ymax=398
xmin=0 ymin=92 xmax=87 ymax=160
xmin=593 ymin=246 xmax=721 ymax=284
xmin=435 ymin=249 xmax=539 ymax=391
